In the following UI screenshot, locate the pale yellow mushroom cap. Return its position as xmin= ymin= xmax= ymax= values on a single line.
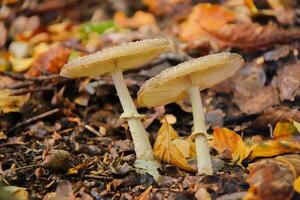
xmin=137 ymin=52 xmax=244 ymax=107
xmin=60 ymin=39 xmax=171 ymax=78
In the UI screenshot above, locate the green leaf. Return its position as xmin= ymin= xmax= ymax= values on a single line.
xmin=80 ymin=21 xmax=115 ymax=36
xmin=68 ymin=51 xmax=80 ymax=61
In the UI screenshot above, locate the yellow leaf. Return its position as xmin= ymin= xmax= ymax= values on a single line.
xmin=172 ymin=138 xmax=191 ymax=158
xmin=153 ymin=121 xmax=196 ymax=172
xmin=211 ymin=127 xmax=252 ymax=165
xmin=248 ymin=136 xmax=300 ymax=160
xmin=293 ymin=120 xmax=300 ymax=133
xmin=10 ymin=57 xmax=33 ymax=72
xmin=294 ymin=176 xmax=300 ymax=193
xmin=0 ymin=89 xmax=30 ymax=113
xmin=273 ymin=121 xmax=298 ymax=138
xmin=3 ymin=186 xmax=29 ymax=200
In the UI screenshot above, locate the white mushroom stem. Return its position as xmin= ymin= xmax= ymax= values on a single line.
xmin=187 ymin=86 xmax=213 ymax=175
xmin=111 ymin=70 xmax=160 ymax=179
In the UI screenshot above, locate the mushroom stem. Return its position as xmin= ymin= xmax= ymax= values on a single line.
xmin=187 ymin=86 xmax=213 ymax=175
xmin=111 ymin=70 xmax=160 ymax=179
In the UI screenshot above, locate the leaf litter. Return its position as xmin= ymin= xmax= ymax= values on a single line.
xmin=0 ymin=0 xmax=300 ymax=199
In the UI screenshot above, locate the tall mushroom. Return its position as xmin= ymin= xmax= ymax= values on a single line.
xmin=60 ymin=39 xmax=171 ymax=180
xmin=137 ymin=52 xmax=244 ymax=175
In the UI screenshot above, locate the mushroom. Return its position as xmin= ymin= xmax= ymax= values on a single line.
xmin=137 ymin=52 xmax=244 ymax=175
xmin=60 ymin=39 xmax=171 ymax=180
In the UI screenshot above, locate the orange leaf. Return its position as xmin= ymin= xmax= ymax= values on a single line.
xmin=248 ymin=136 xmax=300 ymax=160
xmin=137 ymin=186 xmax=153 ymax=200
xmin=26 ymin=46 xmax=71 ymax=77
xmin=211 ymin=127 xmax=253 ymax=165
xmin=179 ymin=3 xmax=236 ymax=42
xmin=273 ymin=121 xmax=298 ymax=139
xmin=143 ymin=0 xmax=191 ymax=16
xmin=114 ymin=11 xmax=156 ymax=29
xmin=153 ymin=121 xmax=196 ymax=172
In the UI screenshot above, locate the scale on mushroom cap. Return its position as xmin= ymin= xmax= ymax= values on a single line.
xmin=138 ymin=52 xmax=244 ymax=175
xmin=60 ymin=39 xmax=172 ymax=181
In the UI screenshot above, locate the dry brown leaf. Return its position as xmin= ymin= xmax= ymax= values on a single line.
xmin=211 ymin=127 xmax=253 ymax=165
xmin=244 ymin=154 xmax=300 ymax=200
xmin=274 ymin=61 xmax=300 ymax=101
xmin=179 ymin=3 xmax=236 ymax=42
xmin=234 ymin=86 xmax=280 ymax=114
xmin=55 ymin=180 xmax=74 ymax=200
xmin=27 ymin=46 xmax=72 ymax=77
xmin=204 ymin=23 xmax=300 ymax=51
xmin=114 ymin=11 xmax=156 ymax=29
xmin=0 ymin=22 xmax=7 ymax=48
xmin=153 ymin=121 xmax=196 ymax=172
xmin=267 ymin=0 xmax=296 ymax=25
xmin=251 ymin=106 xmax=300 ymax=130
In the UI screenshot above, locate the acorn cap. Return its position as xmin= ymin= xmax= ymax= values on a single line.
xmin=60 ymin=39 xmax=171 ymax=78
xmin=137 ymin=52 xmax=244 ymax=107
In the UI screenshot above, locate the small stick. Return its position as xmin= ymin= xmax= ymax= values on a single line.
xmin=11 ymin=87 xmax=54 ymax=96
xmin=83 ymin=175 xmax=113 ymax=180
xmin=8 ymin=108 xmax=60 ymax=132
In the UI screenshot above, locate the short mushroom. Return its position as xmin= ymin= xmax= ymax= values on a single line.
xmin=137 ymin=52 xmax=244 ymax=175
xmin=60 ymin=39 xmax=171 ymax=180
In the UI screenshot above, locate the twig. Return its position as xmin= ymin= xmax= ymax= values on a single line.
xmin=7 ymin=108 xmax=60 ymax=133
xmin=11 ymin=87 xmax=55 ymax=95
xmin=83 ymin=175 xmax=113 ymax=180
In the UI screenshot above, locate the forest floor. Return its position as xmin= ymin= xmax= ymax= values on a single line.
xmin=0 ymin=0 xmax=300 ymax=199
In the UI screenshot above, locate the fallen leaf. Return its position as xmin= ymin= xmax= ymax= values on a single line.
xmin=274 ymin=61 xmax=300 ymax=101
xmin=234 ymin=86 xmax=279 ymax=114
xmin=248 ymin=136 xmax=300 ymax=160
xmin=267 ymin=0 xmax=296 ymax=25
xmin=143 ymin=0 xmax=191 ymax=17
xmin=80 ymin=21 xmax=115 ymax=37
xmin=0 ymin=89 xmax=30 ymax=113
xmin=244 ymin=154 xmax=300 ymax=200
xmin=273 ymin=121 xmax=298 ymax=138
xmin=251 ymin=106 xmax=300 ymax=130
xmin=0 ymin=131 xmax=7 ymax=140
xmin=211 ymin=127 xmax=253 ymax=165
xmin=114 ymin=11 xmax=156 ymax=29
xmin=293 ymin=120 xmax=300 ymax=132
xmin=137 ymin=186 xmax=153 ymax=200
xmin=204 ymin=23 xmax=300 ymax=51
xmin=11 ymin=16 xmax=40 ymax=40
xmin=180 ymin=3 xmax=236 ymax=42
xmin=55 ymin=180 xmax=74 ymax=200
xmin=0 ymin=22 xmax=7 ymax=48
xmin=294 ymin=177 xmax=300 ymax=193
xmin=194 ymin=187 xmax=211 ymax=200
xmin=10 ymin=57 xmax=34 ymax=72
xmin=153 ymin=121 xmax=195 ymax=172
xmin=3 ymin=186 xmax=29 ymax=200
xmin=27 ymin=46 xmax=72 ymax=77
xmin=172 ymin=138 xmax=191 ymax=158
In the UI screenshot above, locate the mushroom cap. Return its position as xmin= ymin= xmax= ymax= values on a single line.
xmin=60 ymin=39 xmax=171 ymax=78
xmin=137 ymin=52 xmax=244 ymax=107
